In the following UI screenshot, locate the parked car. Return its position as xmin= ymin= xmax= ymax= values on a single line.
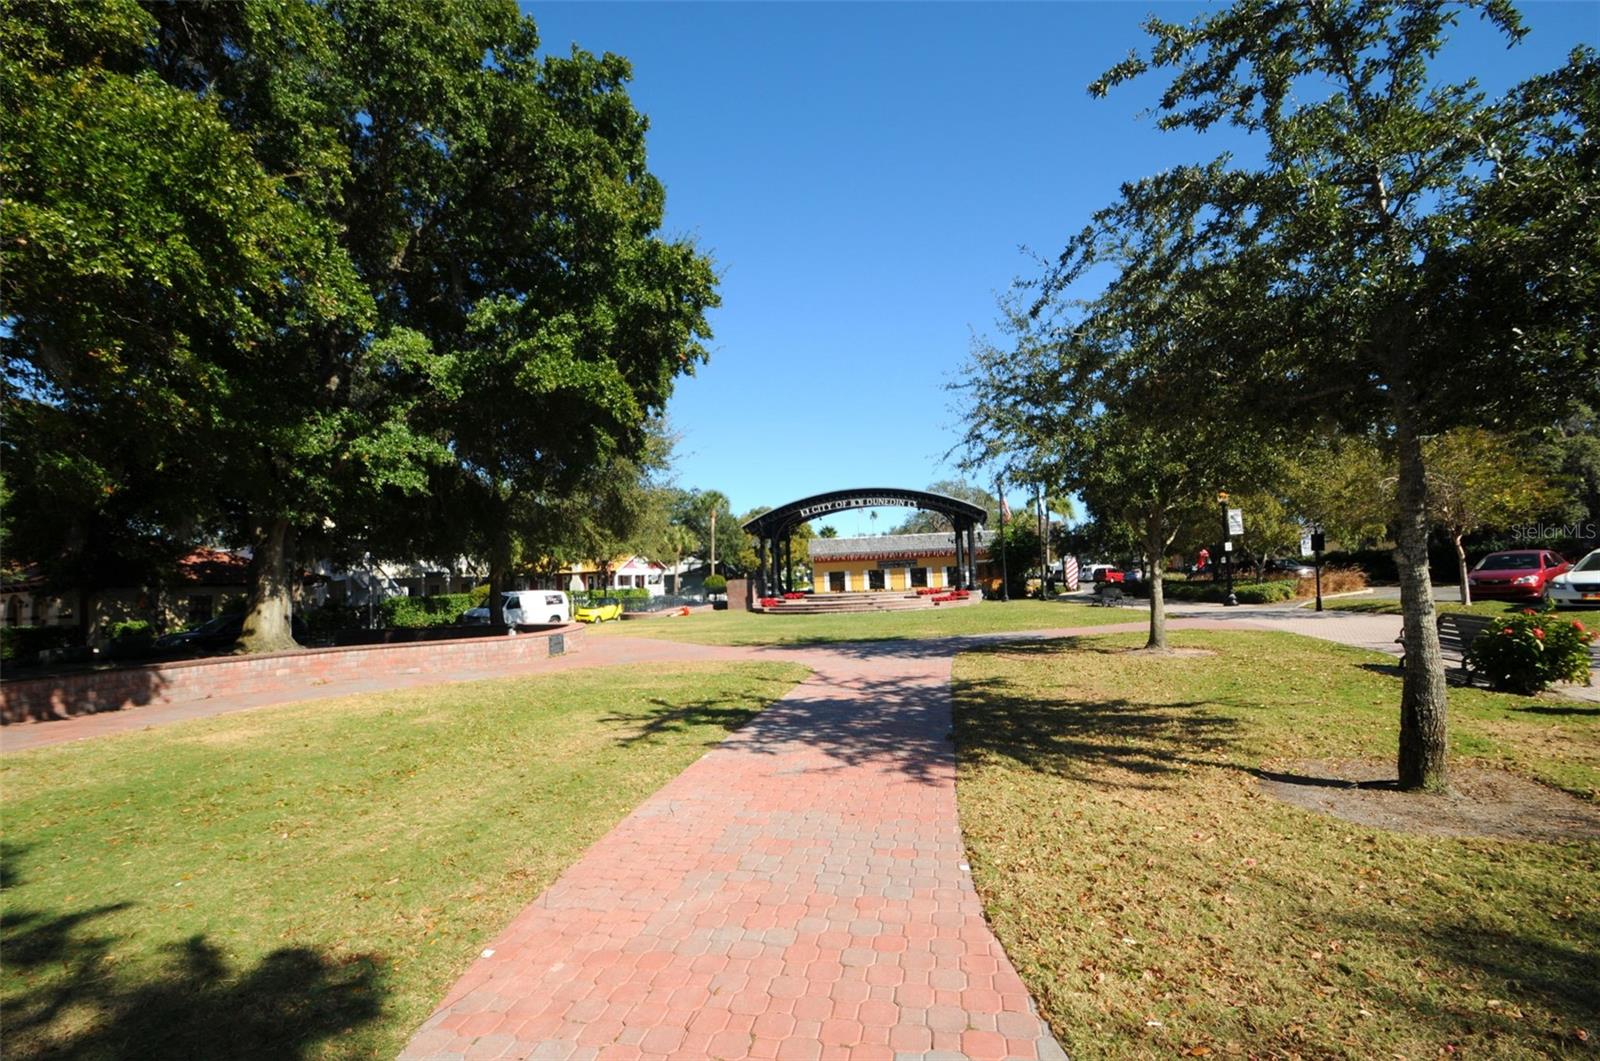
xmin=1466 ymin=550 xmax=1570 ymax=602
xmin=155 ymin=612 xmax=306 ymax=653
xmin=1266 ymin=559 xmax=1316 ymax=579
xmin=1545 ymin=549 xmax=1600 ymax=609
xmin=1086 ymin=564 xmax=1125 ymax=584
xmin=460 ymin=590 xmax=572 ymax=626
xmin=574 ymin=596 xmax=624 ymax=623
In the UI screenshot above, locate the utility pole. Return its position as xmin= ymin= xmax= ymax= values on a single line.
xmin=709 ymin=508 xmax=717 ymax=575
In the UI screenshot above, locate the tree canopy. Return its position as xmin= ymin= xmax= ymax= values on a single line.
xmin=1060 ymin=0 xmax=1598 ymax=788
xmin=2 ymin=0 xmax=717 ymax=648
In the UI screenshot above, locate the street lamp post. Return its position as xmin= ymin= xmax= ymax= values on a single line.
xmin=1312 ymin=528 xmax=1326 ymax=612
xmin=997 ymin=479 xmax=1009 ymax=602
xmin=1218 ymin=491 xmax=1238 ymax=607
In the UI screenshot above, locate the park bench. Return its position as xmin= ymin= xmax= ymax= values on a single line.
xmin=1397 ymin=612 xmax=1495 ymax=683
xmin=1092 ymin=586 xmax=1127 ymax=607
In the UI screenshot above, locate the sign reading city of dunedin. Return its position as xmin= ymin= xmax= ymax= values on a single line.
xmin=797 ymin=496 xmax=922 ymax=518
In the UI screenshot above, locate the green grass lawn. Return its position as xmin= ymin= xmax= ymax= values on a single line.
xmin=594 ymin=598 xmax=1131 ymax=646
xmin=1324 ymin=597 xmax=1541 ymax=617
xmin=0 ymin=661 xmax=806 ymax=1060
xmin=953 ymin=630 xmax=1599 ymax=1059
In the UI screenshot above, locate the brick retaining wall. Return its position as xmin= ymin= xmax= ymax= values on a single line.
xmin=0 ymin=626 xmax=583 ymax=725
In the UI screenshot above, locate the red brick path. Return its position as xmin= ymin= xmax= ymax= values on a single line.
xmin=399 ymin=636 xmax=1094 ymax=1061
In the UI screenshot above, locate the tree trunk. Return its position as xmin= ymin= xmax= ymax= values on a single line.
xmin=1454 ymin=532 xmax=1471 ymax=605
xmin=1394 ymin=418 xmax=1449 ymax=792
xmin=487 ymin=535 xmax=509 ymax=626
xmin=236 ymin=518 xmax=300 ymax=654
xmin=1145 ymin=532 xmax=1168 ymax=652
xmin=77 ymin=585 xmax=92 ymax=645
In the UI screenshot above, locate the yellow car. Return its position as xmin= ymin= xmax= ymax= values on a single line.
xmin=574 ymin=596 xmax=624 ymax=623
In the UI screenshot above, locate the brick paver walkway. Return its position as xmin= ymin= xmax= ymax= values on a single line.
xmin=399 ymin=637 xmax=1077 ymax=1061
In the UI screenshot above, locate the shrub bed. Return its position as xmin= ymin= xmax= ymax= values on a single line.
xmin=1124 ymin=567 xmax=1366 ymax=605
xmin=1126 ymin=579 xmax=1300 ymax=604
xmin=1317 ymin=566 xmax=1369 ymax=594
xmin=571 ymin=588 xmax=650 ymax=607
xmin=1466 ymin=612 xmax=1597 ymax=695
xmin=378 ymin=592 xmax=480 ymax=629
xmin=0 ymin=625 xmax=83 ymax=664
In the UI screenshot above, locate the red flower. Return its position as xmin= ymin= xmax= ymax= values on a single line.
xmin=1533 ymin=628 xmax=1545 ymax=640
xmin=1522 ymin=608 xmax=1537 ymax=616
xmin=1575 ymin=621 xmax=1586 ymax=634
xmin=1502 ymin=627 xmax=1515 ymax=635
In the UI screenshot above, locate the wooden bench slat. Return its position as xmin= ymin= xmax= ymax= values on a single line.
xmin=1397 ymin=612 xmax=1497 ymax=683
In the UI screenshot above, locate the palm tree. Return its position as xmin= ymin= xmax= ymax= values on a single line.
xmin=663 ymin=524 xmax=697 ymax=595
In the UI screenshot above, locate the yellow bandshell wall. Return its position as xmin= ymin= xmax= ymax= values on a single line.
xmin=811 ymin=552 xmax=968 ymax=593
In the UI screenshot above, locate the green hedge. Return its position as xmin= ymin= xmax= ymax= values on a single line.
xmin=571 ymin=588 xmax=650 ymax=606
xmin=301 ymin=602 xmax=364 ymax=637
xmin=378 ymin=593 xmax=479 ymax=628
xmin=107 ymin=619 xmax=153 ymax=643
xmin=1124 ymin=579 xmax=1299 ymax=605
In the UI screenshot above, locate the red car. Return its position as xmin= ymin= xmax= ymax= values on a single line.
xmin=1466 ymin=550 xmax=1570 ymax=602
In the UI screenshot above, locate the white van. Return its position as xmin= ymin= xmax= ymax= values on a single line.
xmin=462 ymin=590 xmax=571 ymax=626
xmin=504 ymin=590 xmax=570 ymax=626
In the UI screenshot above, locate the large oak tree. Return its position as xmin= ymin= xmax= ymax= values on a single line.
xmin=3 ymin=0 xmax=716 ymax=649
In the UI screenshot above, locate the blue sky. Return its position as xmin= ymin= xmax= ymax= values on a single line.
xmin=530 ymin=1 xmax=1598 ymax=535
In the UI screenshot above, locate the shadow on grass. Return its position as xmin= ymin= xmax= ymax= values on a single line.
xmin=602 ymin=693 xmax=768 ymax=746
xmin=1327 ymin=905 xmax=1600 ymax=1040
xmin=1359 ymin=661 xmax=1480 ymax=688
xmin=951 ymin=640 xmax=1246 ymax=790
xmin=607 ymin=671 xmax=960 ymax=786
xmin=1513 ymin=702 xmax=1600 ymax=717
xmin=751 ymin=626 xmax=1145 ymax=661
xmin=2 ymin=846 xmax=385 ymax=1059
xmin=1254 ymin=767 xmax=1399 ymax=791
xmin=602 ymin=631 xmax=1232 ymax=788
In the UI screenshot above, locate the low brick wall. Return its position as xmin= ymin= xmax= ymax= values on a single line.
xmin=0 ymin=626 xmax=583 ymax=725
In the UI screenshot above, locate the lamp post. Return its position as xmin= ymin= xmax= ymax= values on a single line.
xmin=997 ymin=479 xmax=1010 ymax=602
xmin=1218 ymin=491 xmax=1238 ymax=607
xmin=1312 ymin=527 xmax=1326 ymax=612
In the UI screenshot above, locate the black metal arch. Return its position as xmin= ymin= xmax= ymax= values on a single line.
xmin=742 ymin=488 xmax=988 ymax=597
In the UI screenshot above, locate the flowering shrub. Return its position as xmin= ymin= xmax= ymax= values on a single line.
xmin=758 ymin=597 xmax=783 ymax=608
xmin=783 ymin=592 xmax=805 ymax=600
xmin=1466 ymin=612 xmax=1597 ymax=694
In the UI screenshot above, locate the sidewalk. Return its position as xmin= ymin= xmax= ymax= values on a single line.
xmin=400 ymin=636 xmax=1081 ymax=1061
